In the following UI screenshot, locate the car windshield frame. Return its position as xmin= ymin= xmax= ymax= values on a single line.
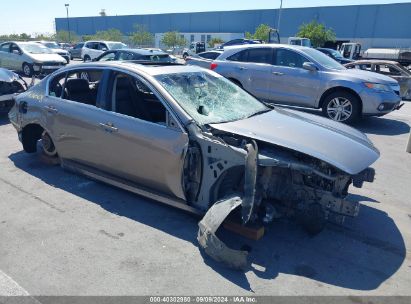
xmin=303 ymin=48 xmax=346 ymax=70
xmin=154 ymin=71 xmax=270 ymax=125
xmin=19 ymin=43 xmax=53 ymax=54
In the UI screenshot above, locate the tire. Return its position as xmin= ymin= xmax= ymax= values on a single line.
xmin=183 ymin=53 xmax=188 ymax=60
xmin=41 ymin=131 xmax=57 ymax=157
xmin=83 ymin=55 xmax=91 ymax=62
xmin=299 ymin=203 xmax=326 ymax=236
xmin=22 ymin=63 xmax=33 ymax=77
xmin=322 ymin=91 xmax=361 ymax=124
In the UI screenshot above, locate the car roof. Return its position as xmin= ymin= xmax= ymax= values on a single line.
xmin=347 ymin=60 xmax=401 ymax=65
xmin=111 ymin=48 xmax=169 ymax=56
xmin=57 ymin=61 xmax=208 ymax=76
xmin=222 ymin=43 xmax=308 ymax=51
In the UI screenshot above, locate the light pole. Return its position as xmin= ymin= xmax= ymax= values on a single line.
xmin=65 ymin=4 xmax=71 ymax=43
xmin=277 ymin=0 xmax=283 ymax=36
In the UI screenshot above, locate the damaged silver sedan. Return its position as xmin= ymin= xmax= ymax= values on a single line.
xmin=8 ymin=62 xmax=379 ymax=269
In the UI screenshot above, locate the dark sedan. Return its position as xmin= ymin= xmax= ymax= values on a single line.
xmin=94 ymin=48 xmax=175 ymax=63
xmin=317 ymin=48 xmax=353 ymax=64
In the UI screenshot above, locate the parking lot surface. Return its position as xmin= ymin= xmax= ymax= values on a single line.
xmin=0 ymin=79 xmax=410 ymax=295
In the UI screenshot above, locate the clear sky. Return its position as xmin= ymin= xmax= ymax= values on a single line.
xmin=0 ymin=0 xmax=410 ymax=35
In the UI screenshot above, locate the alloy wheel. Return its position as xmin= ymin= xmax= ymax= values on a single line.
xmin=326 ymin=97 xmax=353 ymax=122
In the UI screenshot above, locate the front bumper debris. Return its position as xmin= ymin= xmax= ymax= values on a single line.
xmin=197 ymin=195 xmax=248 ymax=270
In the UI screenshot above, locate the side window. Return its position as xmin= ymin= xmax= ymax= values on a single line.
xmin=111 ymin=73 xmax=167 ymax=124
xmin=227 ymin=50 xmax=247 ymax=62
xmin=10 ymin=44 xmax=21 ymax=54
xmin=49 ymin=69 xmax=104 ymax=107
xmin=75 ymin=43 xmax=84 ymax=49
xmin=246 ymin=48 xmax=273 ymax=64
xmin=99 ymin=52 xmax=116 ymax=61
xmin=274 ymin=49 xmax=306 ymax=68
xmin=0 ymin=44 xmax=10 ymax=53
xmin=99 ymin=43 xmax=108 ymax=50
xmin=118 ymin=52 xmax=134 ymax=60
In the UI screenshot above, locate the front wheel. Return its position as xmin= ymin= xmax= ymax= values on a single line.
xmin=22 ymin=63 xmax=33 ymax=77
xmin=83 ymin=55 xmax=91 ymax=62
xmin=41 ymin=131 xmax=57 ymax=157
xmin=183 ymin=53 xmax=188 ymax=60
xmin=322 ymin=91 xmax=361 ymax=124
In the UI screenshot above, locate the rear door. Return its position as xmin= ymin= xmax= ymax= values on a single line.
xmin=269 ymin=48 xmax=322 ymax=107
xmin=222 ymin=47 xmax=274 ymax=100
xmin=44 ymin=68 xmax=115 ymax=168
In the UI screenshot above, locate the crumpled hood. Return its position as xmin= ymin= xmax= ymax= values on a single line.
xmin=0 ymin=68 xmax=19 ymax=82
xmin=210 ymin=108 xmax=380 ymax=175
xmin=338 ymin=68 xmax=398 ymax=84
xmin=29 ymin=53 xmax=66 ymax=63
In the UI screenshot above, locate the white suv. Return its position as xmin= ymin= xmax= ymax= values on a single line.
xmin=81 ymin=41 xmax=127 ymax=62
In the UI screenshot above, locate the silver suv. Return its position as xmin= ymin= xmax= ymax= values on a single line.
xmin=212 ymin=44 xmax=402 ymax=123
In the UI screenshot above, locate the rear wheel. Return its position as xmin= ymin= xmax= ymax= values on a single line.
xmin=83 ymin=55 xmax=91 ymax=62
xmin=22 ymin=63 xmax=33 ymax=77
xmin=322 ymin=91 xmax=360 ymax=124
xmin=183 ymin=53 xmax=188 ymax=60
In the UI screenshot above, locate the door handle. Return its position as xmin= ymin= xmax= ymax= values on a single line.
xmin=44 ymin=105 xmax=58 ymax=114
xmin=238 ymin=66 xmax=248 ymax=71
xmin=99 ymin=122 xmax=118 ymax=133
xmin=272 ymin=72 xmax=284 ymax=76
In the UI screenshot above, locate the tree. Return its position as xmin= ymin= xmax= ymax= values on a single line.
xmin=54 ymin=30 xmax=79 ymax=43
xmin=161 ymin=31 xmax=187 ymax=49
xmin=208 ymin=37 xmax=224 ymax=48
xmin=245 ymin=24 xmax=271 ymax=42
xmin=296 ymin=20 xmax=336 ymax=47
xmin=130 ymin=24 xmax=154 ymax=47
xmin=90 ymin=29 xmax=124 ymax=41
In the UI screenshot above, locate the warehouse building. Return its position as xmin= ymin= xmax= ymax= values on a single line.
xmin=55 ymin=2 xmax=411 ymax=50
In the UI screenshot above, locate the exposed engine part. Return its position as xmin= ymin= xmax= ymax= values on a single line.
xmin=197 ymin=195 xmax=248 ymax=270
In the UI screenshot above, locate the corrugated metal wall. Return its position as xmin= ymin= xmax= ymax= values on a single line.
xmin=55 ymin=3 xmax=411 ymax=40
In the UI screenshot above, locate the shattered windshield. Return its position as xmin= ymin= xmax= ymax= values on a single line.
xmin=155 ymin=72 xmax=269 ymax=125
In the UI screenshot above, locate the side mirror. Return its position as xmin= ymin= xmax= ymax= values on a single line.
xmin=12 ymin=50 xmax=21 ymax=55
xmin=101 ymin=48 xmax=108 ymax=52
xmin=303 ymin=62 xmax=318 ymax=71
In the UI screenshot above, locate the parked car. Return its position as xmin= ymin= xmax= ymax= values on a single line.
xmin=217 ymin=38 xmax=262 ymax=50
xmin=58 ymin=43 xmax=72 ymax=50
xmin=0 ymin=68 xmax=27 ymax=113
xmin=0 ymin=41 xmax=66 ymax=77
xmin=9 ymin=61 xmax=378 ymax=269
xmin=81 ymin=41 xmax=127 ymax=62
xmin=182 ymin=42 xmax=206 ymax=60
xmin=69 ymin=43 xmax=85 ymax=60
xmin=35 ymin=41 xmax=70 ymax=64
xmin=212 ymin=44 xmax=402 ymax=123
xmin=94 ymin=48 xmax=175 ymax=63
xmin=317 ymin=48 xmax=353 ymax=64
xmin=185 ymin=50 xmax=223 ymax=69
xmin=345 ymin=60 xmax=411 ymax=100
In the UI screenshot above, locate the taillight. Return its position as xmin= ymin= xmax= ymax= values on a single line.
xmin=210 ymin=62 xmax=218 ymax=70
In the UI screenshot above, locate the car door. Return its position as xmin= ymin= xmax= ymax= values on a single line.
xmin=0 ymin=43 xmax=12 ymax=69
xmin=224 ymin=48 xmax=274 ymax=101
xmin=269 ymin=48 xmax=322 ymax=107
xmin=9 ymin=43 xmax=23 ymax=70
xmin=44 ymin=68 xmax=119 ymax=170
xmin=95 ymin=71 xmax=189 ymax=199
